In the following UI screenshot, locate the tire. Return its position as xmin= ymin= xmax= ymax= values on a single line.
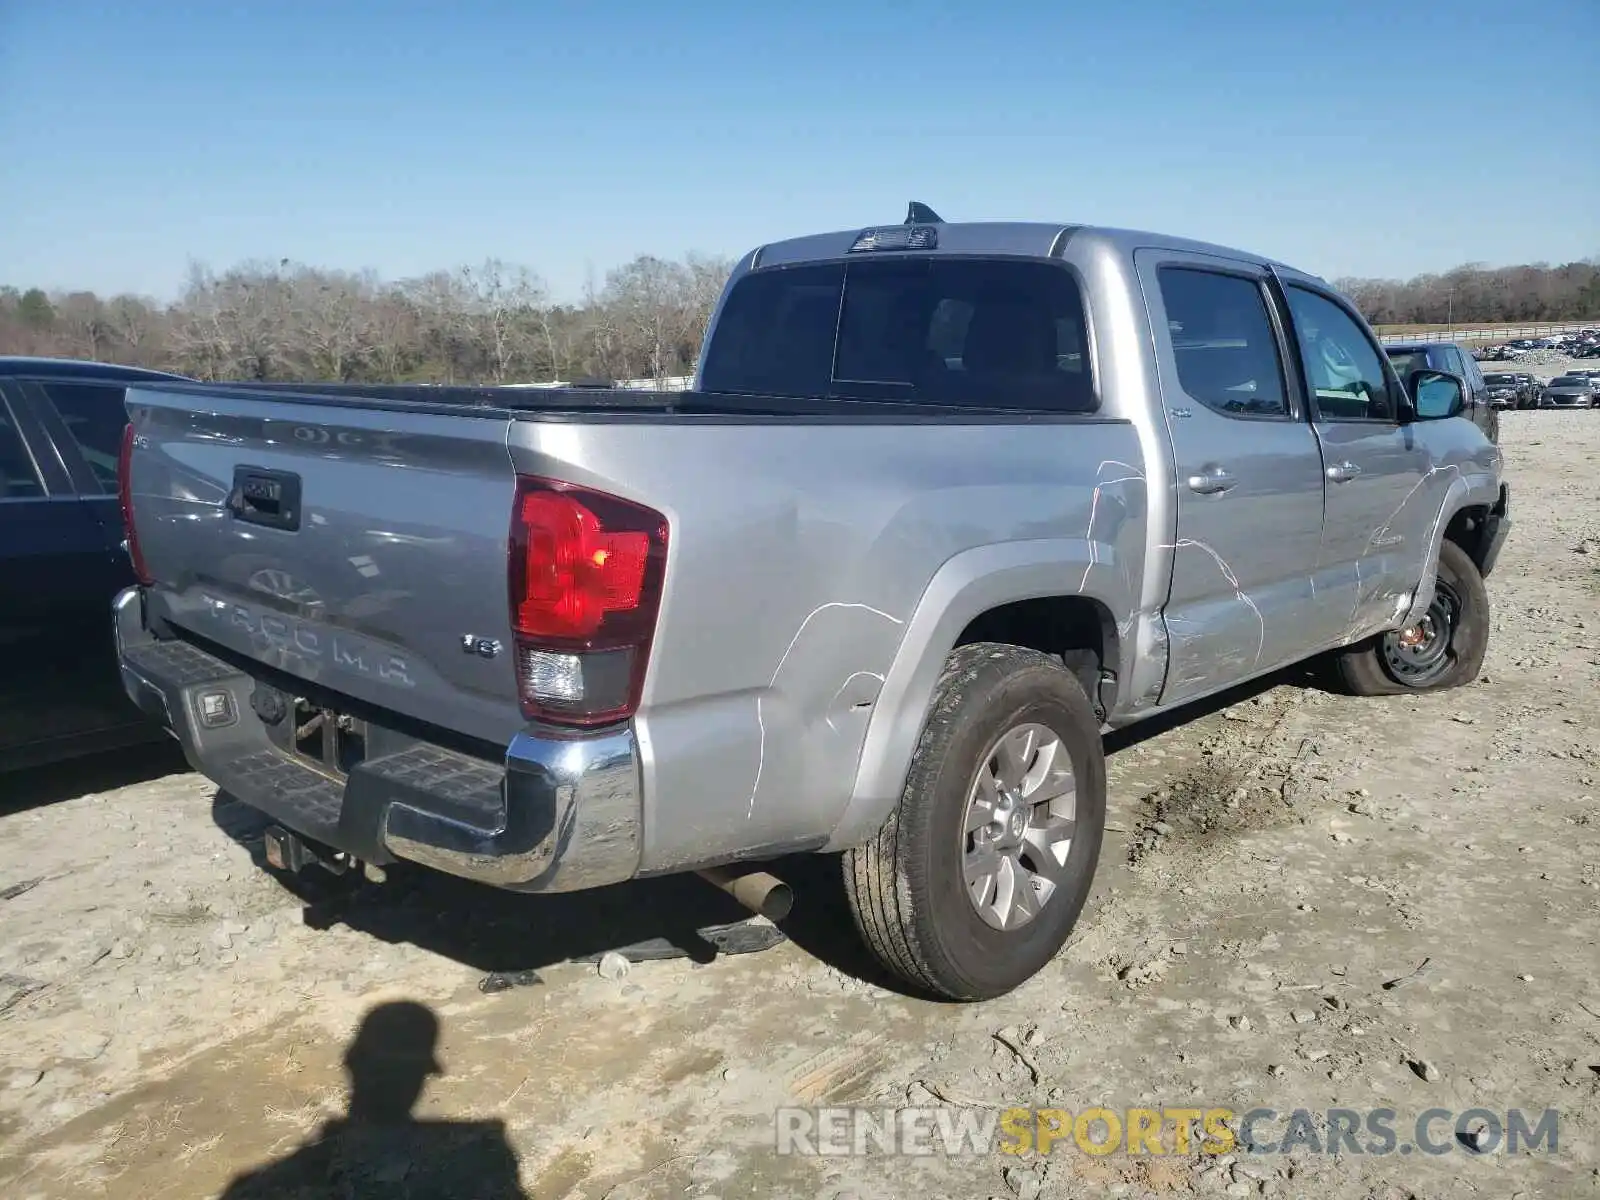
xmin=842 ymin=642 xmax=1107 ymax=1001
xmin=1333 ymin=539 xmax=1489 ymax=696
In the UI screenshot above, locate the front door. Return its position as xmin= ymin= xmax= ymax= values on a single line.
xmin=1135 ymin=251 xmax=1328 ymax=706
xmin=1276 ymin=283 xmax=1435 ymax=642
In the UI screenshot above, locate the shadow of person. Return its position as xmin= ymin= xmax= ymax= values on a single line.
xmin=220 ymin=1000 xmax=528 ymax=1199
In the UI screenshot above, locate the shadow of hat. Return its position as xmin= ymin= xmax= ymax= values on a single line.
xmin=343 ymin=1000 xmax=443 ymax=1076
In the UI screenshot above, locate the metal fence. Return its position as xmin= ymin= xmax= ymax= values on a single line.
xmin=1373 ymin=321 xmax=1598 ymax=346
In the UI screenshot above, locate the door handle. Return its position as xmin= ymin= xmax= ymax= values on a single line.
xmin=1326 ymin=460 xmax=1362 ymax=483
xmin=1186 ymin=465 xmax=1237 ymax=495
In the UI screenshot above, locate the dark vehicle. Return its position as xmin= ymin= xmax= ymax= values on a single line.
xmin=1511 ymin=372 xmax=1540 ymax=407
xmin=1481 ymin=372 xmax=1526 ymax=409
xmin=1 ymin=357 xmax=191 ymax=771
xmin=1384 ymin=342 xmax=1498 ymax=440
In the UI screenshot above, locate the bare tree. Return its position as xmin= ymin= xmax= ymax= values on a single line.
xmin=170 ymin=261 xmax=296 ymax=380
xmin=287 ymin=266 xmax=374 ymax=381
xmin=106 ymin=295 xmax=166 ymax=365
xmin=458 ymin=259 xmax=548 ymax=383
xmin=54 ymin=292 xmax=113 ymax=360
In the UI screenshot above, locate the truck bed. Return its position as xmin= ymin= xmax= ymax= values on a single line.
xmin=145 ymin=380 xmax=1092 ymax=421
xmin=121 ymin=379 xmax=1147 ymax=874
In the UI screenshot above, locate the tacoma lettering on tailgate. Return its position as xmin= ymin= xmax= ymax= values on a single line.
xmin=196 ymin=592 xmax=415 ymax=688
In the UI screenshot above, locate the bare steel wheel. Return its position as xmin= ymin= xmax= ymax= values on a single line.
xmin=961 ymin=723 xmax=1077 ymax=932
xmin=1333 ymin=539 xmax=1489 ymax=696
xmin=1379 ymin=579 xmax=1462 ymax=687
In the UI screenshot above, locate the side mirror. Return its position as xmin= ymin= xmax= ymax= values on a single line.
xmin=1407 ymin=369 xmax=1466 ymax=421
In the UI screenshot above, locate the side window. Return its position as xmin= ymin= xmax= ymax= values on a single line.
xmin=1441 ymin=346 xmax=1465 ymax=376
xmin=0 ymin=405 xmax=46 ymax=500
xmin=40 ymin=382 xmax=130 ymax=494
xmin=1385 ymin=349 xmax=1427 ymax=381
xmin=1283 ymin=287 xmax=1396 ymax=422
xmin=1157 ymin=267 xmax=1289 ymax=417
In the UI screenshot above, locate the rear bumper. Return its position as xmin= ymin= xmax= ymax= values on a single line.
xmin=112 ymin=587 xmax=641 ymax=892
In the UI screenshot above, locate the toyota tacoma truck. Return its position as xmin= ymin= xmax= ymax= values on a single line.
xmin=112 ymin=205 xmax=1510 ymax=1001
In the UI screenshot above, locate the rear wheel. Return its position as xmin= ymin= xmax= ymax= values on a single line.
xmin=1334 ymin=539 xmax=1489 ymax=696
xmin=843 ymin=643 xmax=1106 ymax=1001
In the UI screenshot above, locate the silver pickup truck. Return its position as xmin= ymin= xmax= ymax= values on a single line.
xmin=113 ymin=206 xmax=1510 ymax=1001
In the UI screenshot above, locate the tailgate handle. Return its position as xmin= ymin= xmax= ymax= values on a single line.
xmin=227 ymin=466 xmax=303 ymax=532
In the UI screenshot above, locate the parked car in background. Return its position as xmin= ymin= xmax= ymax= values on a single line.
xmin=1540 ymin=374 xmax=1598 ymax=408
xmin=1481 ymin=372 xmax=1525 ymax=409
xmin=1383 ymin=342 xmax=1498 ymax=440
xmin=1510 ymin=372 xmax=1540 ymax=407
xmin=1 ymin=356 xmax=191 ymax=771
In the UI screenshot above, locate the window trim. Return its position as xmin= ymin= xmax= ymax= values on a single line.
xmin=701 ymin=253 xmax=1102 ymax=414
xmin=1277 ymin=280 xmax=1406 ymax=427
xmin=0 ymin=384 xmax=69 ymax=499
xmin=1153 ymin=262 xmax=1299 ymax=424
xmin=23 ymin=378 xmax=128 ymax=497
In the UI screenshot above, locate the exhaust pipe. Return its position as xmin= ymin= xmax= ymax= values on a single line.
xmin=696 ymin=865 xmax=794 ymax=922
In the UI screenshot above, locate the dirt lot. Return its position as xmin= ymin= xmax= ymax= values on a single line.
xmin=2 ymin=410 xmax=1597 ymax=1200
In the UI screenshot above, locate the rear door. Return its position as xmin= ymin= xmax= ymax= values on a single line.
xmin=0 ymin=382 xmax=123 ymax=642
xmin=27 ymin=379 xmax=139 ymax=596
xmin=1135 ymin=250 xmax=1330 ymax=704
xmin=0 ymin=384 xmax=72 ymax=661
xmin=0 ymin=381 xmax=138 ymax=755
xmin=1277 ymin=283 xmax=1435 ymax=641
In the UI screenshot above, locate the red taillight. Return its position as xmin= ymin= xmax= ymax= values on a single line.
xmin=508 ymin=477 xmax=667 ymax=726
xmin=118 ymin=423 xmax=152 ymax=586
xmin=512 ymin=491 xmax=651 ymax=639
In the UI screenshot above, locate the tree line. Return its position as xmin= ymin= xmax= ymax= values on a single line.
xmin=2 ymin=251 xmax=1597 ymax=386
xmin=1333 ymin=258 xmax=1600 ymax=329
xmin=0 ymin=253 xmax=733 ymax=386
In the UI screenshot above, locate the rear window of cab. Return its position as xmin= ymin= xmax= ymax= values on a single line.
xmin=700 ymin=257 xmax=1095 ymax=412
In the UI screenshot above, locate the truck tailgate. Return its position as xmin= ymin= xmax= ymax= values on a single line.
xmin=124 ymin=386 xmax=522 ymax=746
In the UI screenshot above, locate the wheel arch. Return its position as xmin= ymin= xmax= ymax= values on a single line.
xmin=827 ymin=540 xmax=1130 ymax=851
xmin=1396 ymin=472 xmax=1504 ymax=632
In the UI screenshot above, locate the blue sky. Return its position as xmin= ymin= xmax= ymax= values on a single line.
xmin=2 ymin=0 xmax=1596 ymax=303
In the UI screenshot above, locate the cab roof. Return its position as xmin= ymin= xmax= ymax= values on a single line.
xmin=0 ymin=356 xmax=190 ymax=383
xmin=745 ymin=204 xmax=1324 ymax=287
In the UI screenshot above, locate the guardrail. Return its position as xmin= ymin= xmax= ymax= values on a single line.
xmin=1374 ymin=321 xmax=1598 ymax=346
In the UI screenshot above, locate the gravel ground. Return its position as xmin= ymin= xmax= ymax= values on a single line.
xmin=1 ymin=411 xmax=1597 ymax=1200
